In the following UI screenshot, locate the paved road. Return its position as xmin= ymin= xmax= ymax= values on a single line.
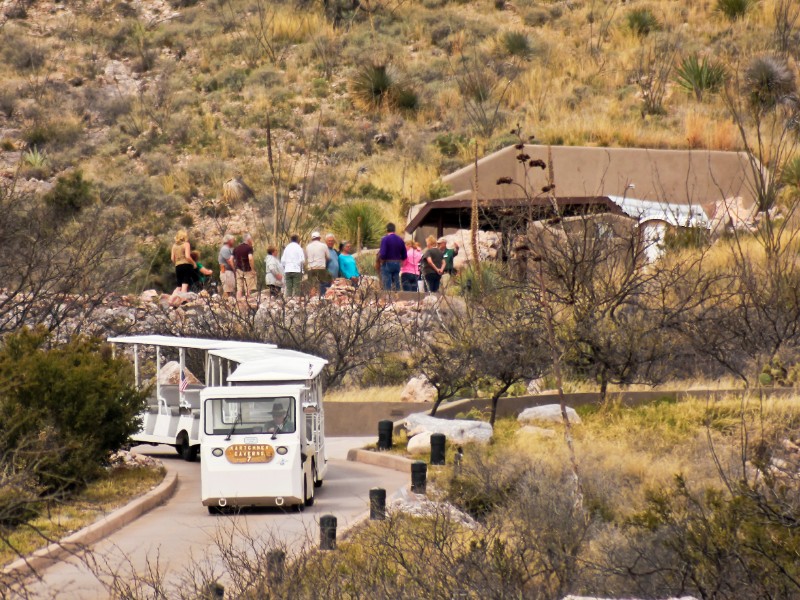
xmin=25 ymin=438 xmax=404 ymax=599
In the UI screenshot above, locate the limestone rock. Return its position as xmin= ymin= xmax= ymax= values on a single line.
xmin=157 ymin=361 xmax=200 ymax=386
xmin=140 ymin=289 xmax=160 ymax=303
xmin=526 ymin=378 xmax=546 ymax=395
xmin=407 ymin=432 xmax=432 ymax=454
xmin=518 ymin=404 xmax=582 ymax=425
xmin=517 ymin=425 xmax=556 ymax=439
xmin=401 ymin=376 xmax=436 ymax=403
xmin=404 ymin=413 xmax=492 ymax=445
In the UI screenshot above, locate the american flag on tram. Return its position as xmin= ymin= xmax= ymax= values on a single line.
xmin=179 ymin=369 xmax=189 ymax=393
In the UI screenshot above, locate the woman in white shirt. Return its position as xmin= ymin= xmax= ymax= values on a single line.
xmin=265 ymin=246 xmax=285 ymax=297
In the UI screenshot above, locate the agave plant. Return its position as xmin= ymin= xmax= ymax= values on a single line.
xmin=744 ymin=55 xmax=797 ymax=111
xmin=23 ymin=147 xmax=49 ymax=169
xmin=675 ymin=54 xmax=727 ymax=102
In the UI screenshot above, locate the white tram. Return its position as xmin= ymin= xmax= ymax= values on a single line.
xmin=109 ymin=335 xmax=328 ymax=511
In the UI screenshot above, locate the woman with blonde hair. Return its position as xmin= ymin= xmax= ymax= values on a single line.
xmin=421 ymin=234 xmax=445 ymax=293
xmin=170 ymin=230 xmax=196 ymax=298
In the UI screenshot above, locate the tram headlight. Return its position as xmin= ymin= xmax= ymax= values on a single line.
xmin=276 ymin=446 xmax=288 ymax=455
xmin=211 ymin=448 xmax=224 ymax=457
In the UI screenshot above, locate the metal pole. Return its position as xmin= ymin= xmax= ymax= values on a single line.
xmin=179 ymin=347 xmax=186 ymax=407
xmin=133 ymin=344 xmax=140 ymax=390
xmin=156 ymin=346 xmax=162 ymax=409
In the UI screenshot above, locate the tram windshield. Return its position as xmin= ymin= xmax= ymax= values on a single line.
xmin=204 ymin=397 xmax=296 ymax=435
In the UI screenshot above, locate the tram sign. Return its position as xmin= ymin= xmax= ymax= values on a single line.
xmin=225 ymin=444 xmax=275 ymax=464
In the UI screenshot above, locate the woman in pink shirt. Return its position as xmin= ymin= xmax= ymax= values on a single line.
xmin=401 ymin=240 xmax=423 ymax=292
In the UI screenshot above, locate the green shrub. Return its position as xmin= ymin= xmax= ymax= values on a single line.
xmin=626 ymin=7 xmax=661 ymax=36
xmin=0 ymin=329 xmax=148 ymax=502
xmin=333 ymin=201 xmax=386 ymax=249
xmin=43 ymin=170 xmax=95 ymax=218
xmin=1 ymin=33 xmax=46 ymax=71
xmin=435 ymin=133 xmax=466 ymax=158
xmin=715 ymin=0 xmax=754 ymax=21
xmin=675 ymin=54 xmax=727 ymax=101
xmin=347 ymin=181 xmax=394 ymax=202
xmin=500 ymin=31 xmax=532 ymax=58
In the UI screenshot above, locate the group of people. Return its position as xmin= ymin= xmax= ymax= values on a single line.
xmin=171 ymin=223 xmax=460 ymax=304
xmin=269 ymin=231 xmax=361 ymax=298
xmin=377 ymin=223 xmax=459 ymax=293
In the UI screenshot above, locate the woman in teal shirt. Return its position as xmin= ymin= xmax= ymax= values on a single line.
xmin=338 ymin=241 xmax=360 ymax=283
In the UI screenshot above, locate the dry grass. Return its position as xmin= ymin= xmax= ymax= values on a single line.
xmin=325 ymin=385 xmax=405 ymax=403
xmin=504 ymin=394 xmax=800 ymax=517
xmin=0 ymin=466 xmax=165 ymax=567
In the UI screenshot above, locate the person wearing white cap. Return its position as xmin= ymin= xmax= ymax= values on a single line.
xmin=281 ymin=233 xmax=305 ymax=297
xmin=305 ymin=231 xmax=330 ymax=297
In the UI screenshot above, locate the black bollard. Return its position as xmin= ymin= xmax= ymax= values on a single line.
xmin=411 ymin=461 xmax=427 ymax=494
xmin=430 ymin=433 xmax=446 ymax=465
xmin=377 ymin=420 xmax=394 ymax=450
xmin=266 ymin=549 xmax=286 ymax=584
xmin=369 ymin=487 xmax=386 ymax=520
xmin=320 ymin=514 xmax=337 ymax=550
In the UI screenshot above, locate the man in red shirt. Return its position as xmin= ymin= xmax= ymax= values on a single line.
xmin=233 ymin=233 xmax=257 ymax=302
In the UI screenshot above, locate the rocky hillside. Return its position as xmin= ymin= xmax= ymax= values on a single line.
xmin=0 ymin=0 xmax=796 ymax=289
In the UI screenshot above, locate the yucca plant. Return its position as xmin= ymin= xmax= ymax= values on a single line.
xmin=500 ymin=31 xmax=532 ymax=58
xmin=745 ymin=55 xmax=796 ymax=111
xmin=349 ymin=64 xmax=417 ymax=112
xmin=626 ymin=8 xmax=661 ymax=37
xmin=675 ymin=54 xmax=727 ymax=101
xmin=716 ymin=0 xmax=754 ymax=21
xmin=332 ymin=201 xmax=386 ymax=249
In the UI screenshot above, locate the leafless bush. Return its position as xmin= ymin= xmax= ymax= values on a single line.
xmin=634 ymin=36 xmax=678 ymax=116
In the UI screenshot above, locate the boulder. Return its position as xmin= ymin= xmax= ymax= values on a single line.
xmin=140 ymin=289 xmax=160 ymax=303
xmin=518 ymin=404 xmax=582 ymax=425
xmin=401 ymin=376 xmax=436 ymax=403
xmin=517 ymin=425 xmax=556 ymax=439
xmin=157 ymin=361 xmax=201 ymax=386
xmin=406 ymin=432 xmax=432 ymax=454
xmin=404 ymin=413 xmax=492 ymax=445
xmin=526 ymin=378 xmax=545 ymax=395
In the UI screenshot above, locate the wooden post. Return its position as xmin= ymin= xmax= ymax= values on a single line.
xmin=471 ymin=141 xmax=481 ymax=276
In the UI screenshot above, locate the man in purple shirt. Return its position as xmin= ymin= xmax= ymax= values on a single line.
xmin=378 ymin=222 xmax=407 ymax=291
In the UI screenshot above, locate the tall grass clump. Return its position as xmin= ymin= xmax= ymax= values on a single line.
xmin=626 ymin=8 xmax=661 ymax=37
xmin=349 ymin=64 xmax=418 ymax=112
xmin=716 ymin=0 xmax=754 ymax=21
xmin=744 ymin=55 xmax=796 ymax=110
xmin=500 ymin=31 xmax=532 ymax=58
xmin=675 ymin=54 xmax=727 ymax=101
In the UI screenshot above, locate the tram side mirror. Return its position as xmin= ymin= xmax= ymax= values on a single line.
xmin=303 ymin=405 xmax=318 ymax=415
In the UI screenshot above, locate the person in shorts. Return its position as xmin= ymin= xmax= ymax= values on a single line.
xmin=234 ymin=233 xmax=257 ymax=301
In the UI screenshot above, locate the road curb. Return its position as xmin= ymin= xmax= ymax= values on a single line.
xmin=346 ymin=448 xmax=415 ymax=473
xmin=2 ymin=468 xmax=178 ymax=579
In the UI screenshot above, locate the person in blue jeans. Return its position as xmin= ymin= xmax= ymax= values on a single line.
xmin=377 ymin=222 xmax=407 ymax=291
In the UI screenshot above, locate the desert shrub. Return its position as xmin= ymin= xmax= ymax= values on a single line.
xmin=675 ymin=54 xmax=727 ymax=101
xmin=0 ymin=329 xmax=147 ymax=502
xmin=332 ymin=201 xmax=386 ymax=249
xmin=0 ymin=88 xmax=16 ymax=119
xmin=435 ymin=133 xmax=466 ymax=157
xmin=349 ymin=64 xmax=417 ymax=112
xmin=523 ymin=7 xmax=551 ymax=27
xmin=424 ymin=179 xmax=452 ymax=201
xmin=20 ymin=147 xmax=51 ymax=179
xmin=744 ymin=55 xmax=797 ymax=110
xmin=23 ymin=118 xmax=84 ymax=150
xmin=347 ymin=181 xmax=394 ymax=202
xmin=1 ymin=32 xmax=46 ymax=71
xmin=716 ymin=0 xmax=754 ymax=21
xmin=500 ymin=30 xmax=532 ymax=58
xmin=43 ymin=170 xmax=95 ymax=218
xmin=361 ymin=353 xmax=413 ymax=386
xmin=626 ymin=7 xmax=661 ymax=36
